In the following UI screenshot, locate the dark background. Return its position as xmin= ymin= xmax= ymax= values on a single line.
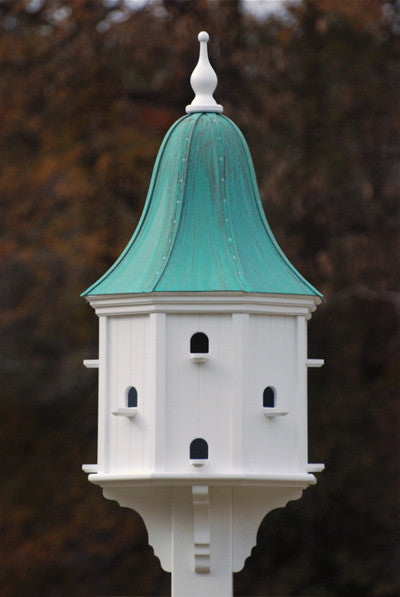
xmin=0 ymin=0 xmax=399 ymax=595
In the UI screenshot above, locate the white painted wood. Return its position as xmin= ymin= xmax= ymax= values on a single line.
xmin=82 ymin=464 xmax=98 ymax=473
xmin=163 ymin=313 xmax=234 ymax=475
xmin=85 ymin=291 xmax=320 ymax=318
xmin=196 ymin=315 xmax=232 ymax=474
xmin=263 ymin=408 xmax=289 ymax=417
xmin=89 ymin=472 xmax=317 ymax=486
xmin=238 ymin=314 xmax=296 ymax=474
xmin=191 ymin=459 xmax=207 ymax=468
xmin=97 ymin=315 xmax=110 ymax=473
xmin=102 ymin=485 xmax=173 ymax=571
xmin=150 ymin=312 xmax=167 ymax=472
xmin=231 ymin=485 xmax=304 ymax=572
xmin=111 ymin=316 xmax=131 ymax=472
xmin=170 ymin=486 xmax=233 ymax=596
xmin=102 ymin=314 xmax=150 ymax=473
xmin=307 ymin=463 xmax=325 ymax=472
xmin=99 ymin=482 xmax=311 ymax=595
xmin=232 ymin=313 xmax=249 ymax=472
xmin=296 ymin=315 xmax=308 ymax=471
xmin=189 ymin=353 xmax=209 ymax=364
xmin=185 ymin=32 xmax=223 ymax=114
xmin=192 ymin=485 xmax=211 ymax=573
xmin=83 ymin=359 xmax=99 ymax=368
xmin=84 ymin=290 xmax=324 ymax=595
xmin=306 ymin=358 xmax=324 ymax=367
xmin=112 ymin=407 xmax=138 ymax=417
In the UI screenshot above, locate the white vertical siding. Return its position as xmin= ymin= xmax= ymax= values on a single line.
xmin=241 ymin=314 xmax=300 ymax=473
xmin=106 ymin=314 xmax=149 ymax=473
xmin=295 ymin=315 xmax=308 ymax=470
xmin=102 ymin=309 xmax=309 ymax=476
xmin=164 ymin=314 xmax=234 ymax=473
xmin=231 ymin=313 xmax=250 ymax=472
xmin=149 ymin=312 xmax=166 ymax=472
xmin=97 ymin=315 xmax=110 ymax=473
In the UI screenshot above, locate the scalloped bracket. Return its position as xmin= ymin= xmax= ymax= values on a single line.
xmin=95 ymin=481 xmax=312 ymax=579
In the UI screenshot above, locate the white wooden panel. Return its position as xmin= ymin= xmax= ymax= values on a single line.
xmin=107 ymin=317 xmax=119 ymax=471
xmin=242 ymin=314 xmax=299 ymax=473
xmin=97 ymin=316 xmax=110 ymax=473
xmin=232 ymin=313 xmax=250 ymax=471
xmin=129 ymin=314 xmax=147 ymax=471
xmin=106 ymin=315 xmax=149 ymax=473
xmin=197 ymin=315 xmax=233 ymax=472
xmin=164 ymin=314 xmax=183 ymax=471
xmin=102 ymin=308 xmax=310 ymax=477
xmin=295 ymin=315 xmax=308 ymax=470
xmin=147 ymin=312 xmax=166 ymax=472
xmin=164 ymin=314 xmax=234 ymax=474
xmin=115 ymin=315 xmax=132 ymax=472
xmin=166 ymin=314 xmax=204 ymax=471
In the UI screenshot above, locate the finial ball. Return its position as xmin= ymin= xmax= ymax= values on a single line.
xmin=198 ymin=31 xmax=209 ymax=42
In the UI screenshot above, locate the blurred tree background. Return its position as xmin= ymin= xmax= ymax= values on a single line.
xmin=0 ymin=0 xmax=398 ymax=595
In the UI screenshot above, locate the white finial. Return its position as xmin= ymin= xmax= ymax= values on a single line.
xmin=186 ymin=31 xmax=223 ymax=114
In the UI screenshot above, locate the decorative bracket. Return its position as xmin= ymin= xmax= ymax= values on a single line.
xmin=192 ymin=485 xmax=210 ymax=573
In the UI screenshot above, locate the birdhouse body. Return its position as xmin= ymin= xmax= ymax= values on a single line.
xmin=89 ymin=294 xmax=314 ymax=480
xmin=82 ymin=34 xmax=324 ymax=596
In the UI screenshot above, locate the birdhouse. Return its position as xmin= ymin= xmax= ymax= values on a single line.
xmin=82 ymin=32 xmax=324 ymax=597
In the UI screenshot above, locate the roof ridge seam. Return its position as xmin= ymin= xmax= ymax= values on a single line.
xmin=217 ymin=117 xmax=251 ymax=292
xmin=152 ymin=113 xmax=204 ymax=291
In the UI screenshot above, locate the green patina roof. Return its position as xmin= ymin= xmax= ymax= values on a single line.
xmin=83 ymin=112 xmax=321 ymax=297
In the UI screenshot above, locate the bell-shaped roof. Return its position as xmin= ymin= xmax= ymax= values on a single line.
xmin=83 ymin=34 xmax=320 ymax=298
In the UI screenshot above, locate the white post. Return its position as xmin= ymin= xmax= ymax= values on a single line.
xmin=170 ymin=486 xmax=233 ymax=597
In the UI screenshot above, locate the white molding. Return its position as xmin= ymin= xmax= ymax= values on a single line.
xmin=83 ymin=359 xmax=99 ymax=368
xmin=192 ymin=485 xmax=211 ymax=573
xmin=87 ymin=472 xmax=317 ymax=487
xmin=85 ymin=292 xmax=320 ymax=319
xmin=186 ymin=105 xmax=223 ymax=113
